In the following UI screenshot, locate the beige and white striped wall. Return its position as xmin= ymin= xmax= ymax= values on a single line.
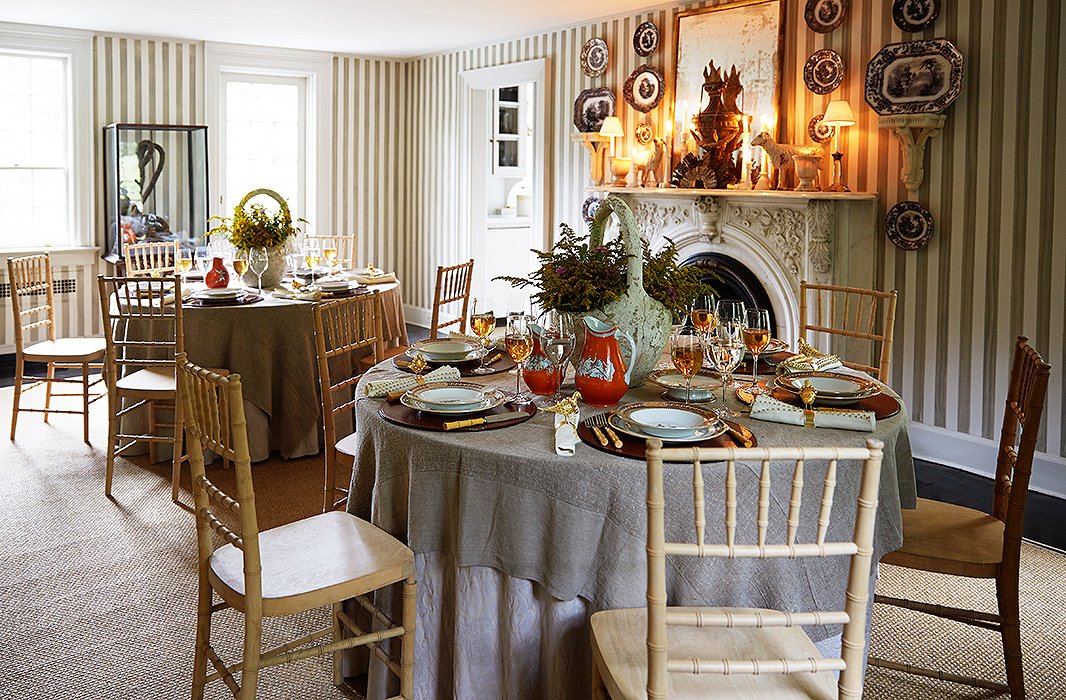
xmin=404 ymin=0 xmax=1066 ymax=476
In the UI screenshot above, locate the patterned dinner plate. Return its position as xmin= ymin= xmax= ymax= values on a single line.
xmin=615 ymin=401 xmax=721 ymax=439
xmin=633 ymin=21 xmax=658 ymax=56
xmin=804 ymin=49 xmax=845 ymax=95
xmin=404 ymin=381 xmax=491 ymax=409
xmin=805 ymin=0 xmax=849 ymax=33
xmin=608 ymin=411 xmax=727 ymax=444
xmin=864 ymin=39 xmax=963 ymax=115
xmin=400 ymin=386 xmax=507 ymax=415
xmin=886 ymin=200 xmax=934 ymax=250
xmin=808 ymin=114 xmax=836 ymax=143
xmin=892 ymin=0 xmax=939 ymax=32
xmin=581 ymin=37 xmax=609 ymax=77
xmin=623 ymin=65 xmax=665 ymax=113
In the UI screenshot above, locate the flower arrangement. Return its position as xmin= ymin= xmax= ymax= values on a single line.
xmin=496 ymin=223 xmax=716 ymax=318
xmin=206 ymin=188 xmax=304 ymax=251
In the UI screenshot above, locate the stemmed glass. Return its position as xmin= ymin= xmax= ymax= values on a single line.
xmin=539 ymin=310 xmax=576 ymax=401
xmin=691 ymin=293 xmax=717 ymax=338
xmin=249 ymin=248 xmax=269 ymax=294
xmin=715 ymin=299 xmax=746 ymax=331
xmin=469 ymin=297 xmax=497 ymax=375
xmin=743 ymin=308 xmax=772 ymax=394
xmin=708 ymin=322 xmax=745 ymax=416
xmin=175 ymin=248 xmax=193 ymax=281
xmin=322 ymin=242 xmax=339 ymax=273
xmin=504 ymin=312 xmax=534 ymax=404
xmin=303 ymin=240 xmax=321 ymax=286
xmin=232 ymin=250 xmax=249 ymax=290
xmin=670 ymin=326 xmax=704 ymax=404
xmin=194 ymin=245 xmax=212 ymax=276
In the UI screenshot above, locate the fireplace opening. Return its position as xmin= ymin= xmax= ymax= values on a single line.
xmin=681 ymin=252 xmax=779 ymax=336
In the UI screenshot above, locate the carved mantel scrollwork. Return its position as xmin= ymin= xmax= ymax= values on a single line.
xmin=727 ymin=205 xmax=805 ymax=278
xmin=633 ymin=201 xmax=688 ymax=241
xmin=806 ymin=200 xmax=833 ymax=275
xmin=693 ymin=196 xmax=721 ymax=243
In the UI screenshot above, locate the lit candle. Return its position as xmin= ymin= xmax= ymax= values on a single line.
xmin=739 ymin=116 xmax=752 ymax=189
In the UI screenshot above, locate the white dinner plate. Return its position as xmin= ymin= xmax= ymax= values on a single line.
xmin=607 ymin=411 xmax=727 ymax=444
xmin=400 ymin=387 xmax=506 ymax=415
xmin=647 ymin=369 xmax=721 ymax=399
xmin=410 ymin=338 xmax=483 ymax=362
xmin=192 ymin=288 xmax=243 ymax=302
xmin=615 ymin=402 xmax=719 ymax=439
xmin=405 ymin=382 xmax=489 ymax=410
xmin=775 ymin=372 xmax=880 ymax=398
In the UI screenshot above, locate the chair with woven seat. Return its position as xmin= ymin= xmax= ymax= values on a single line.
xmin=176 ymin=354 xmax=416 ymax=700
xmin=869 ymin=336 xmax=1051 ymax=699
xmin=98 ymin=275 xmax=188 ymax=502
xmin=799 ymin=280 xmax=898 ymax=381
xmin=313 ymin=291 xmax=385 ymax=512
xmin=7 ymin=253 xmax=106 ymax=443
xmin=591 ymin=439 xmax=884 ymax=700
xmin=124 ymin=240 xmax=179 ymax=277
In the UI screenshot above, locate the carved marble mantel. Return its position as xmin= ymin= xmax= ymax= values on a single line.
xmin=588 ymin=187 xmax=878 ymax=344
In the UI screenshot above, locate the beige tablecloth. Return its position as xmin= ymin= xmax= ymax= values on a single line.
xmin=348 ymin=361 xmax=915 ymax=698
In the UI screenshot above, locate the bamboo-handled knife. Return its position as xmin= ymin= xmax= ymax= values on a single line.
xmin=725 ymin=422 xmax=755 ymax=448
xmin=443 ymin=411 xmax=527 ymax=431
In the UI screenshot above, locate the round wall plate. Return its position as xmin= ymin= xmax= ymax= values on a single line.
xmin=581 ymin=37 xmax=609 ymax=77
xmin=886 ymin=200 xmax=934 ymax=250
xmin=805 ymin=0 xmax=849 ymax=33
xmin=581 ymin=196 xmax=601 ymax=223
xmin=804 ymin=49 xmax=845 ymax=94
xmin=623 ymin=64 xmax=665 ymax=113
xmin=634 ymin=122 xmax=654 ymax=145
xmin=808 ymin=114 xmax=836 ymax=143
xmin=892 ymin=0 xmax=940 ymax=32
xmin=633 ymin=21 xmax=658 ymax=56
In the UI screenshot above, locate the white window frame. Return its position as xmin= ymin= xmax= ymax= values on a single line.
xmin=204 ymin=42 xmax=332 ymax=237
xmin=0 ymin=22 xmax=93 ymax=255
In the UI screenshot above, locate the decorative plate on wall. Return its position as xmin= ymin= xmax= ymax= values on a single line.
xmin=581 ymin=38 xmax=609 ymax=77
xmin=634 ymin=122 xmax=654 ymax=145
xmin=803 ymin=49 xmax=845 ymax=94
xmin=573 ymin=87 xmax=616 ymax=132
xmin=892 ymin=0 xmax=940 ymax=32
xmin=633 ymin=21 xmax=659 ymax=56
xmin=808 ymin=114 xmax=836 ymax=143
xmin=623 ymin=64 xmax=665 ymax=113
xmin=864 ymin=39 xmax=963 ymax=114
xmin=886 ymin=200 xmax=934 ymax=250
xmin=804 ymin=0 xmax=849 ymax=33
xmin=582 ymin=196 xmax=602 ymax=224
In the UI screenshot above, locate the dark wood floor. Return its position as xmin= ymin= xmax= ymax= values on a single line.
xmin=3 ymin=326 xmax=1062 ymax=552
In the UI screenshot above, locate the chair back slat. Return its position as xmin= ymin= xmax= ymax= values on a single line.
xmin=125 ymin=240 xmax=179 ymax=277
xmin=645 ymin=440 xmax=884 ymax=699
xmin=429 ymin=259 xmax=474 ymax=338
xmin=691 ymin=456 xmax=705 ymax=548
xmin=799 ymin=280 xmax=898 ymax=380
xmin=6 ymin=254 xmax=57 ymax=350
xmin=306 ymin=234 xmax=357 ymax=269
xmin=177 ymin=354 xmax=261 ymax=599
xmin=98 ymin=275 xmax=183 ymax=376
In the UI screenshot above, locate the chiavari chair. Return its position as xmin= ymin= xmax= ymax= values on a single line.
xmin=799 ymin=280 xmax=898 ymax=380
xmin=591 ymin=439 xmax=884 ymax=699
xmin=7 ymin=253 xmax=106 ymax=443
xmin=305 ymin=234 xmax=357 ymax=270
xmin=429 ymin=258 xmax=474 ymax=339
xmin=177 ymin=354 xmax=416 ymax=700
xmin=869 ymin=336 xmax=1051 ymax=699
xmin=313 ymin=291 xmax=384 ymax=512
xmin=124 ymin=240 xmax=180 ymax=277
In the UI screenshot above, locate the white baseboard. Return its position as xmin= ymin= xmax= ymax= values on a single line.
xmin=403 ymin=304 xmax=432 ymax=329
xmin=908 ymin=421 xmax=1066 ymax=500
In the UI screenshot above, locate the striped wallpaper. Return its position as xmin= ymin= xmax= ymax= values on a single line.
xmin=405 ymin=0 xmax=1065 ymax=460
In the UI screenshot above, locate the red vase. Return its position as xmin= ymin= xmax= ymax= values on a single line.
xmin=522 ymin=333 xmax=561 ymax=396
xmin=574 ymin=316 xmax=636 ymax=407
xmin=204 ymin=256 xmax=230 ymax=288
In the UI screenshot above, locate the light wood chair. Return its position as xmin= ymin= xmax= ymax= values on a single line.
xmin=7 ymin=253 xmax=106 ymax=443
xmin=591 ymin=439 xmax=885 ymax=700
xmin=177 ymin=354 xmax=416 ymax=700
xmin=313 ymin=291 xmax=385 ymax=512
xmin=98 ymin=275 xmax=188 ymax=502
xmin=869 ymin=336 xmax=1051 ymax=699
xmin=306 ymin=233 xmax=357 ymax=270
xmin=124 ymin=240 xmax=179 ymax=277
xmin=799 ymin=280 xmax=898 ymax=380
xmin=429 ymin=258 xmax=474 ymax=339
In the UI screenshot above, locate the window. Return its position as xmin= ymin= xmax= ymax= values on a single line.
xmin=0 ymin=25 xmax=90 ymax=250
xmin=221 ymin=75 xmax=306 ymax=214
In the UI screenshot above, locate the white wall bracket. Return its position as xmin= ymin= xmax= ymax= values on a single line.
xmin=879 ymin=113 xmax=946 ymax=200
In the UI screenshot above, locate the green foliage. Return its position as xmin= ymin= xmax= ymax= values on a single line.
xmin=207 ymin=200 xmax=304 ymax=251
xmin=495 ymin=223 xmax=717 ymax=317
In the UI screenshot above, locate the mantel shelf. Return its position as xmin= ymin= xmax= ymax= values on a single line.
xmin=588 ymin=186 xmax=878 ymax=202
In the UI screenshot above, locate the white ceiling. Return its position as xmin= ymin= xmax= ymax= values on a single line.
xmin=0 ymin=0 xmax=665 ymax=58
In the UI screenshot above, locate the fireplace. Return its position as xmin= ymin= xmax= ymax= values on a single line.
xmin=682 ymin=252 xmax=779 ymax=337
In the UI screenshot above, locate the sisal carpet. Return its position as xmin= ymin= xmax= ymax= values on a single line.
xmin=1 ymin=386 xmax=1063 ymax=699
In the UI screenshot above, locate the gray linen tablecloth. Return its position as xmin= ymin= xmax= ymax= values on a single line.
xmin=349 ymin=361 xmax=915 ymax=639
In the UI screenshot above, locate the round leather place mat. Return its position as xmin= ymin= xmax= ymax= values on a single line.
xmin=183 ymin=292 xmax=264 ymax=307
xmin=736 ymin=382 xmax=901 ymax=420
xmin=392 ymin=351 xmax=517 ymax=377
xmin=735 ymin=350 xmax=795 ymax=375
xmin=378 ymin=398 xmax=535 ymax=432
xmin=319 ymin=286 xmax=370 ymax=299
xmin=577 ymin=418 xmax=757 ymax=461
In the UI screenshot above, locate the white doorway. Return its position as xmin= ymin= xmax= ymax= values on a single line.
xmin=460 ymin=59 xmax=550 ymax=317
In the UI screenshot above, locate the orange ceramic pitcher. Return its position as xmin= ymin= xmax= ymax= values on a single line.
xmin=574 ymin=316 xmax=636 ymax=407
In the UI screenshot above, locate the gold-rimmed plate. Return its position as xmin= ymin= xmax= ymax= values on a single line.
xmin=774 ymin=371 xmax=881 ymax=406
xmin=400 ymin=386 xmax=506 ymax=415
xmin=405 ymin=381 xmax=490 ymax=410
xmin=744 ymin=337 xmax=790 ymax=357
xmin=614 ymin=401 xmax=722 ymax=439
xmin=608 ymin=411 xmax=727 ymax=444
xmin=410 ymin=338 xmax=484 ymax=362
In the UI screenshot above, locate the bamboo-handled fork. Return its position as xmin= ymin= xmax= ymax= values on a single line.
xmin=587 ymin=412 xmax=623 ymax=448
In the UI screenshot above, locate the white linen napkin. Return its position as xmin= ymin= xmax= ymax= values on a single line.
xmin=354 ymin=272 xmax=397 ymax=285
xmin=363 ymin=365 xmax=462 ymax=398
xmin=554 ymin=411 xmax=580 ymax=456
xmin=272 ymin=287 xmax=322 ymax=301
xmin=778 ymin=354 xmax=843 ymax=373
xmin=749 ymin=393 xmax=876 ymax=432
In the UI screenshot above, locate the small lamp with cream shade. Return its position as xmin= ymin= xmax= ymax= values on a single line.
xmin=599 ymin=116 xmax=630 ymax=186
xmin=822 ymin=99 xmax=856 ymax=192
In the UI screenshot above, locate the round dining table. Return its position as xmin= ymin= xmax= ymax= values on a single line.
xmin=347 ymin=357 xmax=916 ymax=700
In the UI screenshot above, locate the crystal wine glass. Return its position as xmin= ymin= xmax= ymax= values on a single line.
xmin=670 ymin=327 xmax=704 ymax=404
xmin=691 ymin=293 xmax=717 ymax=338
xmin=249 ymin=248 xmax=269 ymax=294
xmin=194 ymin=245 xmax=212 ymax=276
xmin=303 ymin=240 xmax=321 ymax=286
xmin=175 ymin=248 xmax=193 ymax=281
xmin=469 ymin=297 xmax=497 ymax=375
xmin=743 ymin=308 xmax=772 ymax=394
xmin=504 ymin=312 xmax=534 ymax=404
xmin=715 ymin=299 xmax=746 ymax=332
xmin=539 ymin=310 xmax=576 ymax=401
xmin=232 ymin=250 xmax=249 ymax=290
xmin=708 ymin=322 xmax=745 ymax=416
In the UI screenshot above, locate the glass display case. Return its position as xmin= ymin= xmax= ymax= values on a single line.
xmin=102 ymin=123 xmax=208 ymax=261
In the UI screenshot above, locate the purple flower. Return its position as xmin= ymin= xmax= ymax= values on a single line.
xmin=592 ymin=246 xmax=608 ymax=253
xmin=555 ymin=266 xmax=567 ymax=275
